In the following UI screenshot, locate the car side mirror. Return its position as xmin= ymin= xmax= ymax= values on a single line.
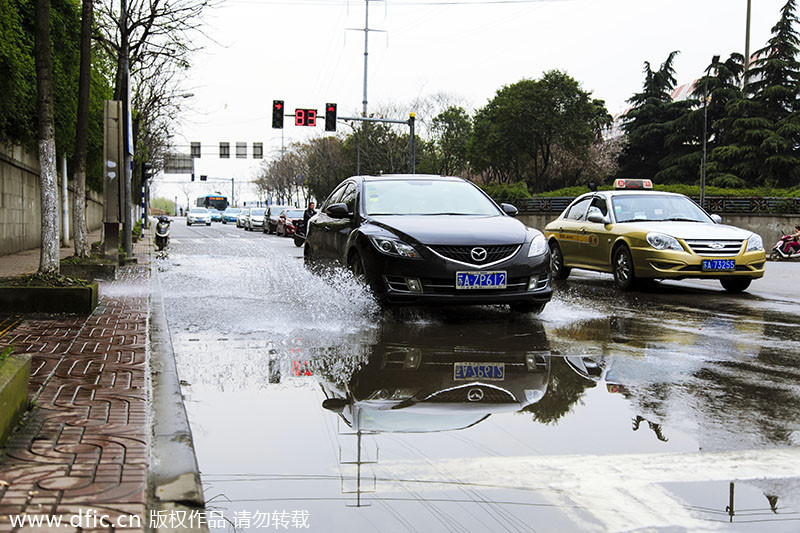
xmin=325 ymin=203 xmax=351 ymax=218
xmin=500 ymin=203 xmax=518 ymax=217
xmin=322 ymin=398 xmax=348 ymax=413
xmin=710 ymin=214 xmax=722 ymax=224
xmin=587 ymin=212 xmax=609 ymax=224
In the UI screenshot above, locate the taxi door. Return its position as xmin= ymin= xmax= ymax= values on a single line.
xmin=581 ymin=196 xmax=614 ymax=270
xmin=552 ymin=197 xmax=591 ymax=263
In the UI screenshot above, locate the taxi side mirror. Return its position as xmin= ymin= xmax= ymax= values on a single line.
xmin=587 ymin=212 xmax=609 ymax=224
xmin=710 ymin=214 xmax=722 ymax=224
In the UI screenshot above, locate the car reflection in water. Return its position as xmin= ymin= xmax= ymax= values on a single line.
xmin=315 ymin=319 xmax=552 ymax=434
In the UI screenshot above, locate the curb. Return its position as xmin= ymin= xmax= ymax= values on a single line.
xmin=148 ymin=250 xmax=209 ymax=531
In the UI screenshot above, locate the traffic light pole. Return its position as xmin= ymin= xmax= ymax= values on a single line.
xmin=339 ymin=114 xmax=416 ymax=174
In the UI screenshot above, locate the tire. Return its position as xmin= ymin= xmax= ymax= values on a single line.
xmin=348 ymin=251 xmax=367 ymax=282
xmin=206 ymin=222 xmax=210 ymax=226
xmin=510 ymin=302 xmax=546 ymax=314
xmin=549 ymin=241 xmax=571 ymax=280
xmin=186 ymin=221 xmax=190 ymax=226
xmin=269 ymin=223 xmax=276 ymax=235
xmin=294 ymin=236 xmax=304 ymax=247
xmin=612 ymin=244 xmax=637 ymax=291
xmin=720 ymin=277 xmax=751 ymax=293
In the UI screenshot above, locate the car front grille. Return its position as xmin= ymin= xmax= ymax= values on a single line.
xmin=428 ymin=244 xmax=520 ymax=266
xmin=684 ymin=239 xmax=744 ymax=256
xmin=424 ymin=386 xmax=516 ymax=404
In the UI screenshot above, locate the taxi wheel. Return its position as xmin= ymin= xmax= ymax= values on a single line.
xmin=613 ymin=245 xmax=637 ymax=291
xmin=549 ymin=242 xmax=571 ymax=280
xmin=720 ymin=277 xmax=751 ymax=293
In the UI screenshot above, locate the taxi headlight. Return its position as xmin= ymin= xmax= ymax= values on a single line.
xmin=646 ymin=232 xmax=683 ymax=251
xmin=746 ymin=233 xmax=763 ymax=252
xmin=527 ymin=230 xmax=547 ymax=257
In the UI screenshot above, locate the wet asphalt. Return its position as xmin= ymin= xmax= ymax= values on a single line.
xmin=155 ymin=219 xmax=800 ymax=532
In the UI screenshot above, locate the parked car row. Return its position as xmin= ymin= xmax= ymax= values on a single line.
xmin=229 ymin=205 xmax=306 ymax=237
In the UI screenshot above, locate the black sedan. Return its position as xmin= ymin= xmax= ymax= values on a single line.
xmin=304 ymin=174 xmax=552 ymax=313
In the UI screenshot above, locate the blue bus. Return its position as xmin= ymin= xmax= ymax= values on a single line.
xmin=196 ymin=194 xmax=229 ymax=211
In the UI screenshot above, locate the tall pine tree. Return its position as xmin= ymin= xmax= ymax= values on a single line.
xmin=714 ymin=0 xmax=800 ymax=187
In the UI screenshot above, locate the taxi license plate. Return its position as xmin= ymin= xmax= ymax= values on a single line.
xmin=454 ymin=362 xmax=505 ymax=381
xmin=702 ymin=259 xmax=735 ymax=272
xmin=456 ymin=271 xmax=506 ymax=289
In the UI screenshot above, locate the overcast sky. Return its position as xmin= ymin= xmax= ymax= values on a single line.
xmin=156 ymin=0 xmax=787 ymax=206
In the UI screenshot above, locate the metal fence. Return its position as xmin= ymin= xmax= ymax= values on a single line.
xmin=511 ymin=196 xmax=800 ymax=215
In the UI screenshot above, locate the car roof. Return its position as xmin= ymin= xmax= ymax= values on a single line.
xmin=581 ymin=190 xmax=686 ymax=200
xmin=359 ymin=174 xmax=465 ymax=182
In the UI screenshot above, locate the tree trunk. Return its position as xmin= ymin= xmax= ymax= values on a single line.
xmin=72 ymin=0 xmax=93 ymax=258
xmin=34 ymin=0 xmax=59 ymax=274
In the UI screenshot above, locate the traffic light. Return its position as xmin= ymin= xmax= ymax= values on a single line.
xmin=325 ymin=103 xmax=337 ymax=132
xmin=272 ymin=100 xmax=284 ymax=129
xmin=142 ymin=161 xmax=152 ymax=181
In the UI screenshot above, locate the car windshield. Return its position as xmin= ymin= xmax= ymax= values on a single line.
xmin=190 ymin=208 xmax=207 ymax=214
xmin=363 ymin=180 xmax=501 ymax=216
xmin=269 ymin=207 xmax=287 ymax=215
xmin=225 ymin=208 xmax=240 ymax=214
xmin=611 ymin=195 xmax=711 ymax=223
xmin=285 ymin=210 xmax=303 ymax=218
xmin=250 ymin=209 xmax=265 ymax=216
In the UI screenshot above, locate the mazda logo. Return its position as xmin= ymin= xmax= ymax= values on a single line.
xmin=467 ymin=388 xmax=484 ymax=402
xmin=470 ymin=247 xmax=488 ymax=262
xmin=709 ymin=242 xmax=725 ymax=249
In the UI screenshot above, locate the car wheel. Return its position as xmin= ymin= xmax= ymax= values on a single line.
xmin=294 ymin=236 xmax=304 ymax=247
xmin=509 ymin=302 xmax=546 ymax=314
xmin=612 ymin=245 xmax=637 ymax=291
xmin=549 ymin=241 xmax=571 ymax=280
xmin=186 ymin=221 xmax=190 ymax=226
xmin=720 ymin=277 xmax=751 ymax=293
xmin=269 ymin=223 xmax=275 ymax=235
xmin=206 ymin=222 xmax=210 ymax=226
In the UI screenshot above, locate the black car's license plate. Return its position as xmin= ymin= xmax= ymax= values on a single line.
xmin=456 ymin=271 xmax=507 ymax=289
xmin=702 ymin=259 xmax=735 ymax=271
xmin=454 ymin=362 xmax=505 ymax=381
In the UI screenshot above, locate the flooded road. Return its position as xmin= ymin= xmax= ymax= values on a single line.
xmin=156 ymin=220 xmax=800 ymax=531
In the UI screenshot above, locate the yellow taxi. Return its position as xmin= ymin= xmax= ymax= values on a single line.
xmin=543 ymin=179 xmax=767 ymax=292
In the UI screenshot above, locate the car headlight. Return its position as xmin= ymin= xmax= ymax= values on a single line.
xmin=746 ymin=233 xmax=763 ymax=252
xmin=646 ymin=232 xmax=683 ymax=251
xmin=369 ymin=236 xmax=422 ymax=259
xmin=527 ymin=229 xmax=547 ymax=257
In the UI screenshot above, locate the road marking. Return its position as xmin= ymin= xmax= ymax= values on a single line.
xmin=383 ymin=447 xmax=800 ymax=531
xmin=0 ymin=314 xmax=22 ymax=339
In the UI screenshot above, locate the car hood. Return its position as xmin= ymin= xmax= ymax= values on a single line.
xmin=370 ymin=215 xmax=527 ymax=246
xmin=616 ymin=221 xmax=753 ymax=240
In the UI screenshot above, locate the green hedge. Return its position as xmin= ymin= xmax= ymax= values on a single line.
xmin=497 ymin=183 xmax=800 ymax=199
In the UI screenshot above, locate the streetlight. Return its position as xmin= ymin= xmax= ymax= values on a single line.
xmin=701 ymin=54 xmax=721 ymax=210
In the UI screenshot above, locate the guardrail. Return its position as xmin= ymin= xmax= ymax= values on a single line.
xmin=508 ymin=196 xmax=800 ymax=215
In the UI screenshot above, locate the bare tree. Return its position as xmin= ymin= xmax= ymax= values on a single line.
xmin=34 ymin=0 xmax=59 ymax=274
xmin=72 ymin=0 xmax=93 ymax=258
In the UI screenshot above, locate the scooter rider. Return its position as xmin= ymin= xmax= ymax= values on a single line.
xmin=782 ymin=225 xmax=800 ymax=255
xmin=303 ymin=201 xmax=316 ymax=228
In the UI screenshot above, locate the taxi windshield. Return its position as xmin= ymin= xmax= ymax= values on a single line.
xmin=611 ymin=195 xmax=711 ymax=223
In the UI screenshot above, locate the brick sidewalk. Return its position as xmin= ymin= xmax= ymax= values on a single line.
xmin=0 ymin=237 xmax=151 ymax=532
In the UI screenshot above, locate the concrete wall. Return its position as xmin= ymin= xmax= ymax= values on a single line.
xmin=518 ymin=213 xmax=797 ymax=251
xmin=0 ymin=145 xmax=103 ymax=256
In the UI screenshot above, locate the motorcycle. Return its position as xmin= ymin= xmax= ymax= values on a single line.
xmin=293 ymin=220 xmax=306 ymax=248
xmin=771 ymin=231 xmax=800 ymax=260
xmin=155 ymin=216 xmax=171 ymax=251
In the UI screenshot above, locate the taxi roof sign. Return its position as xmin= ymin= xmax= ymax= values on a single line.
xmin=614 ymin=178 xmax=653 ymax=190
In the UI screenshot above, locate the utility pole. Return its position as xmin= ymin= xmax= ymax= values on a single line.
xmin=744 ymin=0 xmax=752 ymax=86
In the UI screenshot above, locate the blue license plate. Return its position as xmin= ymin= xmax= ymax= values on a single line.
xmin=456 ymin=271 xmax=507 ymax=290
xmin=702 ymin=259 xmax=735 ymax=272
xmin=454 ymin=362 xmax=505 ymax=381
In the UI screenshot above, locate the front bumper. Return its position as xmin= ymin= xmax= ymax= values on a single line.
xmin=188 ymin=217 xmax=210 ymax=224
xmin=632 ymin=247 xmax=766 ymax=280
xmin=250 ymin=218 xmax=265 ymax=227
xmin=360 ymin=244 xmax=553 ymax=305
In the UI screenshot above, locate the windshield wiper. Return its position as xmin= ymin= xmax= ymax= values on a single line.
xmin=662 ymin=217 xmax=702 ymax=222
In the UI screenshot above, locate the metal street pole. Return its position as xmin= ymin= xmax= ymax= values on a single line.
xmin=408 ymin=113 xmax=415 ymax=174
xmin=744 ymin=0 xmax=752 ymax=85
xmin=174 ymin=196 xmax=178 ymax=216
xmin=700 ymin=55 xmax=720 ymax=210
